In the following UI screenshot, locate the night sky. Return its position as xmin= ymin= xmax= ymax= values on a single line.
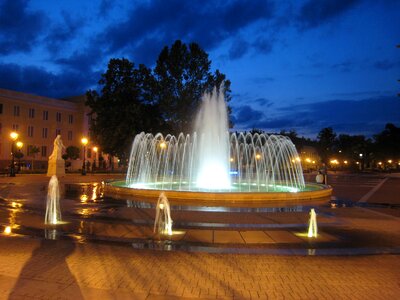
xmin=0 ymin=0 xmax=399 ymax=138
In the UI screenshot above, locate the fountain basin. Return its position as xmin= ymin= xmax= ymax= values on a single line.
xmin=105 ymin=181 xmax=332 ymax=207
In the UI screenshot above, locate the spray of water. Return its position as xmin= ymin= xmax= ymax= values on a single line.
xmin=45 ymin=175 xmax=62 ymax=225
xmin=307 ymin=208 xmax=318 ymax=238
xmin=154 ymin=192 xmax=173 ymax=236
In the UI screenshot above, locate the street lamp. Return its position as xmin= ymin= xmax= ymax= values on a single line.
xmin=93 ymin=146 xmax=98 ymax=172
xmin=81 ymin=137 xmax=88 ymax=175
xmin=9 ymin=132 xmax=19 ymax=177
xmin=16 ymin=141 xmax=23 ymax=172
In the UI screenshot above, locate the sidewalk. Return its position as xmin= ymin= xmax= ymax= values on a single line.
xmin=0 ymin=174 xmax=399 ymax=299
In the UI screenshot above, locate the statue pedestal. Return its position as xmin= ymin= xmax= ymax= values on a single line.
xmin=47 ymin=159 xmax=65 ymax=177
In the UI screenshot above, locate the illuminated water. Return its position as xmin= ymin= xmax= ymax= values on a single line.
xmin=45 ymin=175 xmax=62 ymax=225
xmin=308 ymin=208 xmax=318 ymax=237
xmin=126 ymin=87 xmax=305 ymax=192
xmin=154 ymin=192 xmax=173 ymax=235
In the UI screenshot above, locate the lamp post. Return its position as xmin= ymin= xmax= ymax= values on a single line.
xmin=16 ymin=141 xmax=23 ymax=172
xmin=9 ymin=132 xmax=19 ymax=177
xmin=81 ymin=137 xmax=88 ymax=175
xmin=93 ymin=146 xmax=98 ymax=173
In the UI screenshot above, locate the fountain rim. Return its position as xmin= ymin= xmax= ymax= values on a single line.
xmin=104 ymin=181 xmax=332 ymax=207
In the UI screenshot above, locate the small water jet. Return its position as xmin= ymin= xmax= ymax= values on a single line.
xmin=45 ymin=175 xmax=62 ymax=225
xmin=154 ymin=193 xmax=173 ymax=236
xmin=307 ymin=208 xmax=318 ymax=238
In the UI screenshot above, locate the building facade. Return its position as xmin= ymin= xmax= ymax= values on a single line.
xmin=0 ymin=88 xmax=91 ymax=170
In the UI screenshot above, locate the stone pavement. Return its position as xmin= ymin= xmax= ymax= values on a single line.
xmin=0 ymin=237 xmax=399 ymax=300
xmin=0 ymin=173 xmax=399 ymax=299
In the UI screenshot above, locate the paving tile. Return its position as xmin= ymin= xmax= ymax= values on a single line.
xmin=240 ymin=231 xmax=275 ymax=244
xmin=214 ymin=231 xmax=244 ymax=244
xmin=264 ymin=230 xmax=304 ymax=244
xmin=183 ymin=229 xmax=213 ymax=243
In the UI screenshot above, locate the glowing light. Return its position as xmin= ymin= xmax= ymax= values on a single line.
xmin=10 ymin=132 xmax=19 ymax=140
xmin=378 ymin=162 xmax=382 ymax=165
xmin=344 ymin=160 xmax=348 ymax=164
xmin=16 ymin=141 xmax=23 ymax=149
xmin=230 ymin=157 xmax=234 ymax=162
xmin=80 ymin=194 xmax=88 ymax=202
xmin=255 ymin=154 xmax=261 ymax=160
xmin=159 ymin=203 xmax=164 ymax=210
xmin=160 ymin=142 xmax=166 ymax=149
xmin=93 ymin=146 xmax=98 ymax=152
xmin=330 ymin=159 xmax=339 ymax=164
xmin=307 ymin=208 xmax=318 ymax=238
xmin=388 ymin=159 xmax=392 ymax=163
xmin=4 ymin=226 xmax=11 ymax=235
xmin=81 ymin=137 xmax=88 ymax=145
xmin=11 ymin=202 xmax=22 ymax=208
xmin=295 ymin=157 xmax=301 ymax=162
xmin=306 ymin=158 xmax=311 ymax=163
xmin=312 ymin=161 xmax=315 ymax=164
xmin=356 ymin=161 xmax=360 ymax=165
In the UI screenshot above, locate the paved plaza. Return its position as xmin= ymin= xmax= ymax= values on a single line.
xmin=0 ymin=173 xmax=399 ymax=299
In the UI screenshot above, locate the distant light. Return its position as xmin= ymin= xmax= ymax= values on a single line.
xmin=160 ymin=142 xmax=166 ymax=149
xmin=359 ymin=153 xmax=363 ymax=157
xmin=378 ymin=162 xmax=382 ymax=165
xmin=344 ymin=160 xmax=348 ymax=164
xmin=16 ymin=141 xmax=23 ymax=149
xmin=230 ymin=157 xmax=234 ymax=162
xmin=255 ymin=154 xmax=261 ymax=160
xmin=93 ymin=146 xmax=98 ymax=152
xmin=305 ymin=158 xmax=311 ymax=163
xmin=4 ymin=226 xmax=11 ymax=235
xmin=339 ymin=150 xmax=342 ymax=153
xmin=295 ymin=157 xmax=301 ymax=162
xmin=10 ymin=132 xmax=19 ymax=140
xmin=388 ymin=159 xmax=392 ymax=163
xmin=81 ymin=137 xmax=88 ymax=145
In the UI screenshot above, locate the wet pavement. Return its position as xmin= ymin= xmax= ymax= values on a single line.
xmin=0 ymin=173 xmax=399 ymax=299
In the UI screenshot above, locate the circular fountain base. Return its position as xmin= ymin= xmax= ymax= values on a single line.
xmin=105 ymin=181 xmax=332 ymax=207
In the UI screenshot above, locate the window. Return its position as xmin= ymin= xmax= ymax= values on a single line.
xmin=55 ymin=129 xmax=61 ymax=136
xmin=28 ymin=126 xmax=34 ymax=137
xmin=12 ymin=124 xmax=19 ymax=131
xmin=42 ymin=128 xmax=48 ymax=138
xmin=56 ymin=112 xmax=61 ymax=122
xmin=29 ymin=108 xmax=35 ymax=118
xmin=41 ymin=146 xmax=47 ymax=157
xmin=68 ymin=130 xmax=73 ymax=141
xmin=68 ymin=114 xmax=73 ymax=124
xmin=13 ymin=106 xmax=20 ymax=116
xmin=0 ymin=103 xmax=3 ymax=114
xmin=43 ymin=110 xmax=48 ymax=120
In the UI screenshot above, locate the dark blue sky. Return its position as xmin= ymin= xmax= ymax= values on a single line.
xmin=0 ymin=0 xmax=399 ymax=138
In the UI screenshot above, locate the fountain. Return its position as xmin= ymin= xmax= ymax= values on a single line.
xmin=45 ymin=175 xmax=62 ymax=225
xmin=106 ymin=86 xmax=331 ymax=206
xmin=154 ymin=193 xmax=173 ymax=236
xmin=307 ymin=208 xmax=318 ymax=238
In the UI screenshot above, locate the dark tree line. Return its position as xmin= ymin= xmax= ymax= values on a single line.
xmin=86 ymin=40 xmax=231 ymax=159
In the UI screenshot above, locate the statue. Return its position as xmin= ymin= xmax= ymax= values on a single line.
xmin=49 ymin=135 xmax=65 ymax=161
xmin=47 ymin=135 xmax=66 ymax=177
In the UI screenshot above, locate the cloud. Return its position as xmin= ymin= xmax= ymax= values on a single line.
xmin=232 ymin=96 xmax=400 ymax=137
xmin=297 ymin=0 xmax=361 ymax=29
xmin=99 ymin=0 xmax=275 ymax=64
xmin=229 ymin=38 xmax=249 ymax=60
xmin=234 ymin=105 xmax=265 ymax=125
xmin=45 ymin=11 xmax=85 ymax=54
xmin=373 ymin=59 xmax=399 ymax=70
xmin=0 ymin=0 xmax=47 ymax=54
xmin=0 ymin=63 xmax=97 ymax=98
xmin=254 ymin=97 xmax=273 ymax=107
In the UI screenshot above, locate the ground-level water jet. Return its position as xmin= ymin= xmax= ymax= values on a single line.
xmin=154 ymin=192 xmax=173 ymax=236
xmin=45 ymin=175 xmax=62 ymax=225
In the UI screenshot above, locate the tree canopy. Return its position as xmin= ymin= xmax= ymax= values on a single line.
xmin=86 ymin=40 xmax=231 ymax=158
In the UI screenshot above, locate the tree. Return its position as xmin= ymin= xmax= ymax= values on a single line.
xmin=317 ymin=127 xmax=337 ymax=163
xmin=29 ymin=145 xmax=40 ymax=170
xmin=65 ymin=146 xmax=80 ymax=160
xmin=154 ymin=40 xmax=232 ymax=134
xmin=373 ymin=123 xmax=400 ymax=160
xmin=86 ymin=59 xmax=163 ymax=159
